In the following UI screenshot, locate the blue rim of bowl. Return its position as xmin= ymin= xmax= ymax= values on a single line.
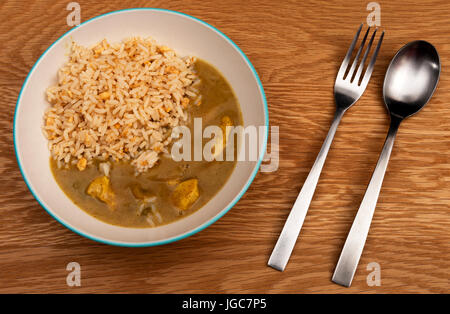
xmin=13 ymin=8 xmax=269 ymax=247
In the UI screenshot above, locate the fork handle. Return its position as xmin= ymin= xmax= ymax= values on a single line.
xmin=332 ymin=115 xmax=402 ymax=287
xmin=268 ymin=107 xmax=345 ymax=271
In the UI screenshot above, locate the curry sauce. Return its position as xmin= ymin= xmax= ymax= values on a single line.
xmin=50 ymin=60 xmax=243 ymax=228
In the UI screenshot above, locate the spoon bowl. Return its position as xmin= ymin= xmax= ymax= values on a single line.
xmin=383 ymin=40 xmax=441 ymax=118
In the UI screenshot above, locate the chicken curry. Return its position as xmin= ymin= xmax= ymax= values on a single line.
xmin=51 ymin=60 xmax=242 ymax=228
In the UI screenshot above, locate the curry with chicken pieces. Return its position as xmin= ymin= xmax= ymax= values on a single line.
xmin=51 ymin=60 xmax=242 ymax=227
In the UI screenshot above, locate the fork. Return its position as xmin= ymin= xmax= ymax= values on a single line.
xmin=268 ymin=24 xmax=384 ymax=271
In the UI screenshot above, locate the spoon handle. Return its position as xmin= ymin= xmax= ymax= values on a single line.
xmin=332 ymin=116 xmax=402 ymax=287
xmin=268 ymin=108 xmax=345 ymax=271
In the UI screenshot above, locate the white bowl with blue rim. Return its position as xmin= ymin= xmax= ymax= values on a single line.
xmin=14 ymin=8 xmax=268 ymax=246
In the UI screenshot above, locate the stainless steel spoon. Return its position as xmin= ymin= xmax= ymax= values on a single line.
xmin=332 ymin=40 xmax=441 ymax=287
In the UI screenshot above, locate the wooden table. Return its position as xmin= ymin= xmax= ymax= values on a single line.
xmin=0 ymin=0 xmax=449 ymax=293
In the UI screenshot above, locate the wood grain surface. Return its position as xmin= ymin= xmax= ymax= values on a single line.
xmin=0 ymin=0 xmax=449 ymax=294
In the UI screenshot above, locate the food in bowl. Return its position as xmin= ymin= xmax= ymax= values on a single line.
xmin=43 ymin=37 xmax=242 ymax=228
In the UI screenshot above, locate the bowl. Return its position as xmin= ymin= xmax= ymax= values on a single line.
xmin=14 ymin=8 xmax=268 ymax=246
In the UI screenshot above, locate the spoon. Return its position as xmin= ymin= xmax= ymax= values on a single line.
xmin=332 ymin=40 xmax=441 ymax=287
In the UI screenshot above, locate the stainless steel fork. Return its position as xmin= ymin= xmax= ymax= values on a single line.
xmin=268 ymin=25 xmax=384 ymax=271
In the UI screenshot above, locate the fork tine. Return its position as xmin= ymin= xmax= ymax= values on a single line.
xmin=353 ymin=28 xmax=378 ymax=84
xmin=337 ymin=24 xmax=363 ymax=79
xmin=360 ymin=31 xmax=385 ymax=88
xmin=346 ymin=26 xmax=371 ymax=81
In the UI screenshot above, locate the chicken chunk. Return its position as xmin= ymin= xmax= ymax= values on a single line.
xmin=171 ymin=179 xmax=199 ymax=211
xmin=212 ymin=115 xmax=233 ymax=158
xmin=86 ymin=176 xmax=115 ymax=208
xmin=221 ymin=116 xmax=232 ymax=136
